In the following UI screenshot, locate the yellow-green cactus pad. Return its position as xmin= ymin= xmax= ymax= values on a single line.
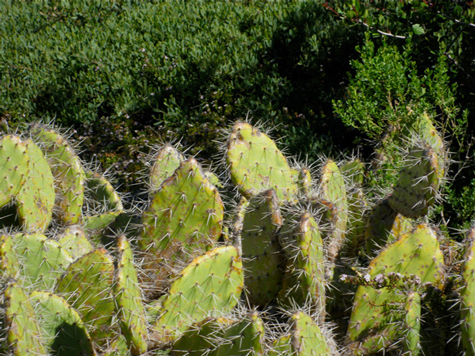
xmin=114 ymin=235 xmax=148 ymax=355
xmin=348 ymin=224 xmax=445 ymax=351
xmin=57 ymin=225 xmax=94 ymax=260
xmin=149 ymin=144 xmax=184 ymax=192
xmin=268 ymin=334 xmax=292 ymax=356
xmin=0 ymin=135 xmax=29 ymax=208
xmin=344 ymin=187 xmax=368 ymax=258
xmin=241 ymin=189 xmax=284 ymax=306
xmin=30 ymin=291 xmax=96 ymax=356
xmin=388 ymin=145 xmax=439 ymax=219
xmin=226 ymin=122 xmax=298 ymax=202
xmin=417 ymin=113 xmax=446 ymax=181
xmin=16 ymin=140 xmax=55 ymax=232
xmin=1 ymin=281 xmax=48 ymax=355
xmin=319 ymin=160 xmax=348 ymax=277
xmin=340 ymin=159 xmax=365 ymax=186
xmin=290 ymin=311 xmax=332 ymax=355
xmin=30 ymin=124 xmax=85 ymax=225
xmin=153 ymin=246 xmax=243 ymax=344
xmin=55 ymin=248 xmax=117 ymax=346
xmin=402 ymin=292 xmax=421 ymax=356
xmin=139 ymin=158 xmax=224 ymax=291
xmin=278 ymin=212 xmax=325 ymax=321
xmin=13 ymin=233 xmax=73 ymax=291
xmin=0 ymin=235 xmax=20 ymax=280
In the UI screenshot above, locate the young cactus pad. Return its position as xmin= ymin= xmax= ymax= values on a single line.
xmin=29 ymin=124 xmax=85 ymax=225
xmin=1 ymin=281 xmax=48 ymax=355
xmin=226 ymin=122 xmax=298 ymax=201
xmin=55 ymin=248 xmax=117 ymax=346
xmin=114 ymin=235 xmax=148 ymax=355
xmin=388 ymin=144 xmax=439 ymax=219
xmin=139 ymin=158 xmax=224 ymax=290
xmin=461 ymin=227 xmax=475 ymax=356
xmin=57 ymin=225 xmax=94 ymax=260
xmin=29 ymin=291 xmax=96 ymax=356
xmin=153 ymin=246 xmax=243 ymax=343
xmin=241 ymin=189 xmax=284 ymax=306
xmin=0 ymin=135 xmax=29 ymax=208
xmin=348 ymin=224 xmax=445 ymax=351
xmin=16 ymin=140 xmax=55 ymax=233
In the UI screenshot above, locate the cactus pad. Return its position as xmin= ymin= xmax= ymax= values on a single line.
xmin=16 ymin=140 xmax=55 ymax=232
xmin=0 ymin=135 xmax=29 ymax=208
xmin=241 ymin=189 xmax=284 ymax=306
xmin=153 ymin=246 xmax=243 ymax=343
xmin=114 ymin=235 xmax=148 ymax=355
xmin=139 ymin=158 xmax=224 ymax=292
xmin=226 ymin=122 xmax=297 ymax=201
xmin=388 ymin=144 xmax=439 ymax=218
xmin=57 ymin=225 xmax=94 ymax=260
xmin=290 ymin=311 xmax=332 ymax=355
xmin=30 ymin=291 xmax=95 ymax=356
xmin=1 ymin=281 xmax=48 ymax=355
xmin=348 ymin=224 xmax=445 ymax=350
xmin=30 ymin=124 xmax=85 ymax=225
xmin=149 ymin=144 xmax=184 ymax=192
xmin=55 ymin=248 xmax=117 ymax=346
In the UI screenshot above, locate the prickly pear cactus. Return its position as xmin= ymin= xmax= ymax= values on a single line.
xmin=0 ymin=235 xmax=20 ymax=280
xmin=13 ymin=232 xmax=73 ymax=291
xmin=0 ymin=135 xmax=29 ymax=209
xmin=402 ymin=292 xmax=421 ymax=356
xmin=347 ymin=224 xmax=445 ymax=354
xmin=139 ymin=158 xmax=224 ymax=294
xmin=29 ymin=124 xmax=85 ymax=225
xmin=30 ymin=291 xmax=96 ymax=356
xmin=153 ymin=246 xmax=243 ymax=344
xmin=241 ymin=189 xmax=284 ymax=306
xmin=226 ymin=122 xmax=298 ymax=202
xmin=55 ymin=248 xmax=117 ymax=347
xmin=278 ymin=212 xmax=325 ymax=322
xmin=388 ymin=144 xmax=440 ymax=219
xmin=114 ymin=235 xmax=148 ymax=355
xmin=1 ymin=281 xmax=48 ymax=355
xmin=16 ymin=139 xmax=55 ymax=232
xmin=149 ymin=144 xmax=184 ymax=192
xmin=57 ymin=225 xmax=94 ymax=260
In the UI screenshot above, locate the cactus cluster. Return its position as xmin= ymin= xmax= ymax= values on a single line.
xmin=0 ymin=118 xmax=471 ymax=355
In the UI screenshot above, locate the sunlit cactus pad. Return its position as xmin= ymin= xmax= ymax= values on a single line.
xmin=149 ymin=144 xmax=184 ymax=192
xmin=153 ymin=246 xmax=243 ymax=344
xmin=226 ymin=122 xmax=298 ymax=201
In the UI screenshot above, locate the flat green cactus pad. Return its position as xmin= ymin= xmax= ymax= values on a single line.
xmin=16 ymin=140 xmax=55 ymax=232
xmin=290 ymin=311 xmax=332 ymax=355
xmin=1 ymin=281 xmax=48 ymax=355
xmin=278 ymin=212 xmax=325 ymax=320
xmin=388 ymin=145 xmax=439 ymax=218
xmin=55 ymin=248 xmax=117 ymax=346
xmin=319 ymin=160 xmax=348 ymax=277
xmin=57 ymin=225 xmax=94 ymax=260
xmin=365 ymin=199 xmax=413 ymax=256
xmin=172 ymin=313 xmax=265 ymax=356
xmin=0 ymin=135 xmax=29 ymax=208
xmin=418 ymin=113 xmax=446 ymax=181
xmin=402 ymin=292 xmax=421 ymax=356
xmin=30 ymin=291 xmax=96 ymax=356
xmin=343 ymin=187 xmax=367 ymax=258
xmin=30 ymin=124 xmax=85 ymax=225
xmin=268 ymin=334 xmax=292 ymax=356
xmin=340 ymin=159 xmax=365 ymax=186
xmin=348 ymin=224 xmax=445 ymax=352
xmin=153 ymin=246 xmax=243 ymax=344
xmin=13 ymin=233 xmax=73 ymax=291
xmin=114 ymin=235 xmax=148 ymax=355
xmin=226 ymin=122 xmax=298 ymax=201
xmin=139 ymin=158 xmax=224 ymax=292
xmin=102 ymin=335 xmax=130 ymax=356
xmin=241 ymin=189 xmax=284 ymax=306
xmin=149 ymin=144 xmax=184 ymax=192
xmin=461 ymin=228 xmax=475 ymax=356
xmin=0 ymin=234 xmax=20 ymax=280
